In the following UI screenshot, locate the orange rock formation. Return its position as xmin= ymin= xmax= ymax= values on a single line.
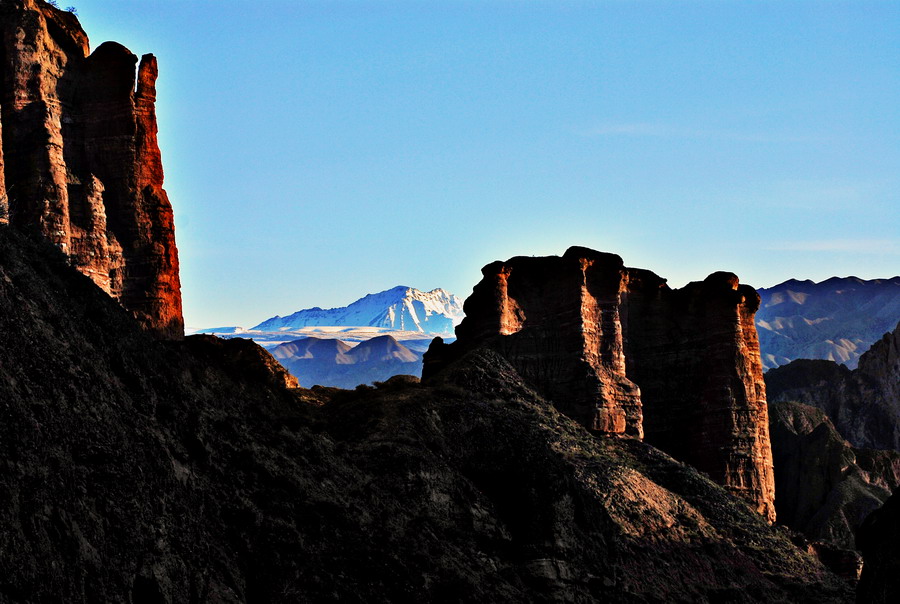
xmin=0 ymin=0 xmax=182 ymax=338
xmin=425 ymin=246 xmax=776 ymax=522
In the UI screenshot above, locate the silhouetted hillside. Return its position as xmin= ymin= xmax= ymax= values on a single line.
xmin=0 ymin=225 xmax=852 ymax=602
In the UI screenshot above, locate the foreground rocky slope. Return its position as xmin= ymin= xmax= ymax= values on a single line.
xmin=0 ymin=0 xmax=181 ymax=337
xmin=756 ymin=277 xmax=900 ymax=370
xmin=426 ymin=247 xmax=775 ymax=522
xmin=0 ymin=225 xmax=852 ymax=602
xmin=766 ymin=321 xmax=900 ymax=451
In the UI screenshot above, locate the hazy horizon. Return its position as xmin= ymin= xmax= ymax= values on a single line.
xmin=71 ymin=1 xmax=899 ymax=328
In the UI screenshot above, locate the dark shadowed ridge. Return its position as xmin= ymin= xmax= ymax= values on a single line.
xmin=766 ymin=321 xmax=900 ymax=451
xmin=768 ymin=401 xmax=900 ymax=552
xmin=0 ymin=225 xmax=853 ymax=602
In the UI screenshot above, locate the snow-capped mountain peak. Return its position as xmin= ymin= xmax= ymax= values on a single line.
xmin=251 ymin=286 xmax=464 ymax=334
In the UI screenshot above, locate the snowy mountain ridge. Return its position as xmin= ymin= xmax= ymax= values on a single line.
xmin=251 ymin=286 xmax=464 ymax=335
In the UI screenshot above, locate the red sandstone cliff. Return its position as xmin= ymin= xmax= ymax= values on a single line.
xmin=0 ymin=0 xmax=182 ymax=338
xmin=425 ymin=246 xmax=776 ymax=522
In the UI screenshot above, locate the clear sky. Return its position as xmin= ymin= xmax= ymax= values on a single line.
xmin=70 ymin=0 xmax=899 ymax=328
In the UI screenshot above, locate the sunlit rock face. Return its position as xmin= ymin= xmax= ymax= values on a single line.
xmin=444 ymin=249 xmax=645 ymax=438
xmin=0 ymin=0 xmax=182 ymax=338
xmin=425 ymin=246 xmax=776 ymax=522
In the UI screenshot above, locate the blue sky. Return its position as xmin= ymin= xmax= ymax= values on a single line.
xmin=71 ymin=1 xmax=899 ymax=328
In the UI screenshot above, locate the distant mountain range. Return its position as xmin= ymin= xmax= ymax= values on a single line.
xmin=252 ymin=286 xmax=464 ymax=334
xmin=193 ymin=276 xmax=900 ymax=386
xmin=756 ymin=276 xmax=900 ymax=370
xmin=193 ymin=285 xmax=462 ymax=354
xmin=271 ymin=335 xmax=422 ymax=389
xmin=192 ymin=286 xmax=463 ymax=387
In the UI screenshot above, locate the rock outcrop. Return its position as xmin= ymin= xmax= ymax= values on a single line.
xmin=0 ymin=0 xmax=181 ymax=337
xmin=0 ymin=226 xmax=852 ymax=602
xmin=766 ymin=321 xmax=900 ymax=451
xmin=424 ymin=246 xmax=776 ymax=522
xmin=768 ymin=401 xmax=900 ymax=577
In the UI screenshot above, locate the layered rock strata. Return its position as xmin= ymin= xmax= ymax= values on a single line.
xmin=0 ymin=0 xmax=181 ymax=337
xmin=425 ymin=246 xmax=776 ymax=522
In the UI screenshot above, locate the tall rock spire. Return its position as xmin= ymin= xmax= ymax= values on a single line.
xmin=0 ymin=0 xmax=182 ymax=338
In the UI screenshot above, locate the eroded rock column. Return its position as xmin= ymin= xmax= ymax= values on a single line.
xmin=426 ymin=247 xmax=776 ymax=522
xmin=0 ymin=0 xmax=182 ymax=338
xmin=449 ymin=249 xmax=644 ymax=438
